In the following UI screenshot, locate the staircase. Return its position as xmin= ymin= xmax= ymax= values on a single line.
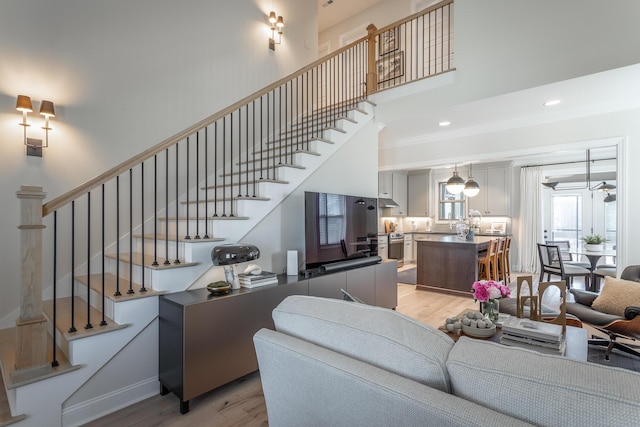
xmin=0 ymin=3 xmax=455 ymax=424
xmin=1 ymin=98 xmax=375 ymax=427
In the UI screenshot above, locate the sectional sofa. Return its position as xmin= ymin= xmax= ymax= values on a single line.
xmin=253 ymin=295 xmax=640 ymax=427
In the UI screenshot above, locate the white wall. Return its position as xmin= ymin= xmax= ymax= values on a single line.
xmin=0 ymin=0 xmax=317 ymax=324
xmin=243 ymin=120 xmax=379 ymax=273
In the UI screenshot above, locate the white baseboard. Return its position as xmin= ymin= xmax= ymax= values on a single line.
xmin=62 ymin=377 xmax=160 ymax=427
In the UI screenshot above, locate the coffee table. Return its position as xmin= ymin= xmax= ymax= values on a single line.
xmin=440 ymin=317 xmax=588 ymax=362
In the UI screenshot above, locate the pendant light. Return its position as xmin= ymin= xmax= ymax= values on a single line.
xmin=463 ymin=163 xmax=480 ymax=197
xmin=446 ymin=164 xmax=465 ymax=195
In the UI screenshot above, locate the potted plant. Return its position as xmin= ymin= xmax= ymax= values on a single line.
xmin=582 ymin=234 xmax=608 ymax=252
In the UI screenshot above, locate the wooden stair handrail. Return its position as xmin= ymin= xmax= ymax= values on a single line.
xmin=42 ymin=0 xmax=453 ymax=217
xmin=42 ymin=35 xmax=370 ymax=217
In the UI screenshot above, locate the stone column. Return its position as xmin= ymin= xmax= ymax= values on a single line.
xmin=13 ymin=185 xmax=51 ymax=382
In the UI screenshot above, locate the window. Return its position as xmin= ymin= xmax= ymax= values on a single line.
xmin=550 ymin=194 xmax=582 ymax=250
xmin=604 ymin=199 xmax=617 ymax=244
xmin=319 ymin=193 xmax=346 ymax=245
xmin=438 ymin=182 xmax=465 ymax=220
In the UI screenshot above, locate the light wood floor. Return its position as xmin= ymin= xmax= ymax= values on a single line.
xmin=83 ymin=279 xmax=477 ymax=427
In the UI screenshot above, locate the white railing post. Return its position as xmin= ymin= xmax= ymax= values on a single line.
xmin=13 ymin=185 xmax=51 ymax=383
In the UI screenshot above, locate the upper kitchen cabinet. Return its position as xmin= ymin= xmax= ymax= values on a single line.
xmin=378 ymin=171 xmax=408 ymax=216
xmin=408 ymin=169 xmax=432 ymax=217
xmin=467 ymin=163 xmax=512 ymax=216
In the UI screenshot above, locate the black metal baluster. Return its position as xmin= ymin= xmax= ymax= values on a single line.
xmin=230 ymin=112 xmax=235 ymax=216
xmin=164 ymin=149 xmax=170 ymax=265
xmin=101 ymin=184 xmax=107 ymax=325
xmin=252 ymin=100 xmax=257 ymax=196
xmin=69 ymin=201 xmax=77 ymax=332
xmin=140 ymin=162 xmax=147 ymax=292
xmin=175 ymin=142 xmax=182 ymax=263
xmin=153 ymin=155 xmax=159 ymax=266
xmin=51 ymin=211 xmax=59 ymax=367
xmin=222 ymin=116 xmax=227 ymax=217
xmin=183 ymin=138 xmax=190 ymax=241
xmin=238 ymin=107 xmax=243 ymax=198
xmin=195 ymin=132 xmax=201 ymax=239
xmin=86 ymin=192 xmax=93 ymax=329
xmin=203 ymin=127 xmax=211 ymax=238
xmin=128 ymin=169 xmax=135 ymax=294
xmin=245 ymin=104 xmax=249 ymax=197
xmin=213 ymin=121 xmax=219 ymax=217
xmin=115 ymin=177 xmax=122 ymax=296
xmin=260 ymin=96 xmax=264 ymax=180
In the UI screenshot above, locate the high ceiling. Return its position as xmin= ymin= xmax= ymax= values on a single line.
xmin=318 ymin=0 xmax=384 ymax=32
xmin=318 ymin=1 xmax=640 ymax=169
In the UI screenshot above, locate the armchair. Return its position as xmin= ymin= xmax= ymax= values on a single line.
xmin=566 ymin=265 xmax=640 ymax=360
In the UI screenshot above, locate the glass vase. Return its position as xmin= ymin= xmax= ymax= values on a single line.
xmin=481 ymin=299 xmax=499 ymax=323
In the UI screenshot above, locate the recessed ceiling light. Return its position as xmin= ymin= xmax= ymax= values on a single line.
xmin=543 ymin=99 xmax=561 ymax=106
xmin=438 ymin=121 xmax=451 ymax=127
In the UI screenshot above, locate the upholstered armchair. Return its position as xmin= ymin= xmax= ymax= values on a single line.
xmin=566 ymin=265 xmax=640 ymax=360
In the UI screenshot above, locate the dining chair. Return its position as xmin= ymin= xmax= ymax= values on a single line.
xmin=545 ymin=240 xmax=591 ymax=270
xmin=537 ymin=243 xmax=591 ymax=290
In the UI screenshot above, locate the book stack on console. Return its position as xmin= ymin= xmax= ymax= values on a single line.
xmin=238 ymin=271 xmax=278 ymax=288
xmin=500 ymin=317 xmax=566 ymax=356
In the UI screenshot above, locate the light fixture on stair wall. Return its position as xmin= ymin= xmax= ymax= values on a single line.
xmin=445 ymin=164 xmax=465 ymax=195
xmin=16 ymin=94 xmax=55 ymax=157
xmin=463 ymin=163 xmax=480 ymax=197
xmin=268 ymin=11 xmax=284 ymax=50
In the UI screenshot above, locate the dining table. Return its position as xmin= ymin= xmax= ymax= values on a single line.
xmin=568 ymin=247 xmax=617 ymax=291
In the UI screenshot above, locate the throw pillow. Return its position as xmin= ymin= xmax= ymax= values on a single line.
xmin=591 ymin=276 xmax=640 ymax=316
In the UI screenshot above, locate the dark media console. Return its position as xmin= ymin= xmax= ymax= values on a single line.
xmin=159 ymin=260 xmax=398 ymax=414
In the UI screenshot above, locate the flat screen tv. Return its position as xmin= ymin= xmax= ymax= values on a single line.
xmin=304 ymin=191 xmax=379 ymax=270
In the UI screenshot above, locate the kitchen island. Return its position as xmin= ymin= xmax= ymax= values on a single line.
xmin=415 ymin=235 xmax=495 ymax=296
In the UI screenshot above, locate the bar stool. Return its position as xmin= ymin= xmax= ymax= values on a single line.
xmin=503 ymin=236 xmax=512 ymax=284
xmin=496 ymin=238 xmax=506 ymax=282
xmin=477 ymin=239 xmax=498 ymax=281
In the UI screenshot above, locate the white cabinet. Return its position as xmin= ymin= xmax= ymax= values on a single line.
xmin=467 ymin=164 xmax=511 ymax=216
xmin=378 ymin=172 xmax=393 ymax=198
xmin=408 ymin=170 xmax=431 ymax=217
xmin=403 ymin=234 xmax=413 ymax=263
xmin=392 ymin=172 xmax=408 ymax=216
xmin=378 ymin=172 xmax=408 ymax=216
xmin=378 ymin=235 xmax=389 ymax=261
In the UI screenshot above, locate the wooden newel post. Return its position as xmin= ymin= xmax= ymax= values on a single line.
xmin=13 ymin=185 xmax=51 ymax=382
xmin=366 ymin=24 xmax=378 ymax=96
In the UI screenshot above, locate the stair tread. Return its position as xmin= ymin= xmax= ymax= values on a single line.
xmin=105 ymin=252 xmax=199 ymax=269
xmin=0 ymin=327 xmax=79 ymax=391
xmin=181 ymin=197 xmax=270 ymax=204
xmin=252 ymin=148 xmax=321 ymax=157
xmin=43 ymin=297 xmax=127 ymax=342
xmin=134 ymin=233 xmax=226 ymax=242
xmin=75 ymin=273 xmax=165 ymax=301
xmin=264 ymin=136 xmax=335 ymax=147
xmin=160 ymin=215 xmax=249 ymax=221
xmin=202 ymin=178 xmax=288 ymax=190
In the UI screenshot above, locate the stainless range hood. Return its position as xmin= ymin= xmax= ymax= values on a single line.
xmin=378 ymin=198 xmax=399 ymax=208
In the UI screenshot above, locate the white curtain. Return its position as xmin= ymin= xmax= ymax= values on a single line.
xmin=517 ymin=167 xmax=543 ymax=273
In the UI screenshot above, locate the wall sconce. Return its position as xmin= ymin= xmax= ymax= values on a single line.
xmin=16 ymin=95 xmax=55 ymax=157
xmin=268 ymin=11 xmax=284 ymax=50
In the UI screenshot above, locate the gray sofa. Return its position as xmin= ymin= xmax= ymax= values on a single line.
xmin=253 ymin=295 xmax=640 ymax=427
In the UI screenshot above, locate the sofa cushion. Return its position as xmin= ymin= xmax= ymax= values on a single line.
xmin=272 ymin=295 xmax=455 ymax=392
xmin=592 ymin=276 xmax=640 ymax=316
xmin=447 ymin=337 xmax=640 ymax=426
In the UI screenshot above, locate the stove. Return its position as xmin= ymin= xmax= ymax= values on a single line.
xmin=388 ymin=232 xmax=405 ymax=267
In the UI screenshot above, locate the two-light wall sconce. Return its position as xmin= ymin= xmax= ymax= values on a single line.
xmin=16 ymin=95 xmax=55 ymax=157
xmin=268 ymin=11 xmax=284 ymax=50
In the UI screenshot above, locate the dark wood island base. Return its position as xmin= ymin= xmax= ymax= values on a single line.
xmin=416 ymin=235 xmax=494 ymax=295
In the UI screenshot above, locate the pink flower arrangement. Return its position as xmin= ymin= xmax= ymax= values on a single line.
xmin=471 ymin=280 xmax=511 ymax=302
